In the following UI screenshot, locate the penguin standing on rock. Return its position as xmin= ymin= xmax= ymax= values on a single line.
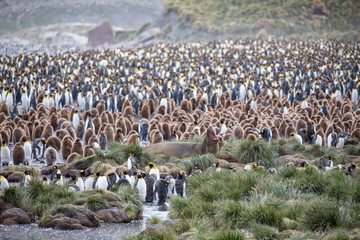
xmin=154 ymin=179 xmax=170 ymax=205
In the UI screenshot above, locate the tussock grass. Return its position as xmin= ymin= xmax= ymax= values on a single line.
xmin=184 ymin=154 xmax=215 ymax=174
xmin=234 ymin=139 xmax=277 ymax=167
xmin=86 ymin=196 xmax=108 ymax=211
xmin=250 ymin=223 xmax=278 ymax=240
xmin=117 ymin=185 xmax=143 ymax=210
xmin=301 ymin=199 xmax=340 ymax=231
xmin=3 ymin=186 xmax=25 ymax=209
xmin=344 ymin=145 xmax=360 ymax=156
xmin=212 ymin=229 xmax=245 ymax=240
xmin=148 ymin=216 xmax=162 ymax=225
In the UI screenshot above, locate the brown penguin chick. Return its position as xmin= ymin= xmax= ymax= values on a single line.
xmin=71 ymin=138 xmax=83 ymax=155
xmin=46 ymin=136 xmax=62 ymax=150
xmin=270 ymin=126 xmax=279 ymax=140
xmin=115 ymin=117 xmax=127 ymax=135
xmin=114 ymin=129 xmax=124 ymax=142
xmin=45 ymin=147 xmax=57 ymax=166
xmin=180 ymin=132 xmax=191 ymax=141
xmin=49 ymin=113 xmax=59 ymax=130
xmin=76 ymin=120 xmax=85 ymax=139
xmin=0 ymin=130 xmax=10 ymax=144
xmin=41 ymin=124 xmax=53 ymax=139
xmin=140 ymin=103 xmax=151 ymax=119
xmin=233 ymin=126 xmax=243 ymax=139
xmin=36 ymin=93 xmax=44 ymax=105
xmin=100 ymin=111 xmax=109 ymax=125
xmin=122 ymin=100 xmax=131 ymax=113
xmin=93 ymin=117 xmax=101 ymax=135
xmin=19 ymin=136 xmax=31 ymax=144
xmin=125 ymin=118 xmax=132 ymax=134
xmin=126 ymin=133 xmax=140 ymax=146
xmin=12 ymin=128 xmax=26 ymax=144
xmin=148 ymin=99 xmax=156 ymax=114
xmin=84 ymin=128 xmax=95 ymax=146
xmin=0 ymin=112 xmax=7 ymax=123
xmin=65 ymin=125 xmax=76 ymax=140
xmin=132 ymin=123 xmax=140 ymax=133
xmin=162 ymin=122 xmax=171 ymax=141
xmin=96 ymin=100 xmax=106 ymax=116
xmin=12 ymin=142 xmax=25 ymax=165
xmin=247 ymin=133 xmax=258 ymax=141
xmin=106 ymin=111 xmax=114 ymax=124
xmin=48 ymin=106 xmax=57 ymax=117
xmin=26 ymin=122 xmax=34 ymax=137
xmin=123 ymin=106 xmax=134 ymax=119
xmin=157 ymin=105 xmax=165 ymax=116
xmin=0 ymin=102 xmax=10 ymax=116
xmin=83 ymin=145 xmax=95 ymax=158
xmin=61 ymin=136 xmax=74 ymax=161
xmin=88 ymin=135 xmax=100 ymax=146
xmin=285 ymin=123 xmax=297 ymax=138
xmin=104 ymin=125 xmax=114 ymax=142
xmin=66 ymin=152 xmax=80 ymax=164
xmin=151 ymin=130 xmax=163 ymax=144
xmin=343 ymin=112 xmax=354 ymax=122
xmin=56 ymin=129 xmax=69 ymax=141
xmin=60 ymin=108 xmax=70 ymax=121
xmin=32 ymin=124 xmax=45 ymax=140
xmin=318 ymin=118 xmax=329 ymax=133
xmin=99 ymin=132 xmax=107 ymax=150
xmin=90 ymin=108 xmax=99 ymax=118
xmin=296 ymin=119 xmax=307 ymax=133
xmin=351 ymin=129 xmax=360 ymax=142
xmin=180 ymin=100 xmax=190 ymax=113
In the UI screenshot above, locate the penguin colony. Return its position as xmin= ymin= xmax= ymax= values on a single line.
xmin=0 ymin=39 xmax=360 ymax=196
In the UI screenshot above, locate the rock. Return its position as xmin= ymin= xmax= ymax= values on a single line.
xmin=179 ymin=232 xmax=195 ymax=240
xmin=217 ymin=159 xmax=230 ymax=168
xmin=52 ymin=204 xmax=100 ymax=228
xmin=132 ymin=28 xmax=161 ymax=46
xmin=140 ymin=224 xmax=167 ymax=235
xmin=217 ymin=151 xmax=234 ymax=161
xmin=47 ymin=217 xmax=85 ymax=230
xmin=0 ymin=208 xmax=34 ymax=224
xmin=88 ymin=21 xmax=114 ymax=47
xmin=7 ymin=171 xmax=23 ymax=182
xmin=95 ymin=207 xmax=132 ymax=223
xmin=0 ymin=199 xmax=12 ymax=213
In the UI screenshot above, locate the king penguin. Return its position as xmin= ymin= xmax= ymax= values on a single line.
xmin=0 ymin=175 xmax=9 ymax=189
xmin=1 ymin=142 xmax=11 ymax=166
xmin=21 ymin=170 xmax=32 ymax=187
xmin=154 ymin=179 xmax=170 ymax=205
xmin=135 ymin=171 xmax=147 ymax=202
xmin=23 ymin=140 xmax=32 ymax=165
xmin=175 ymin=171 xmax=186 ymax=197
xmin=127 ymin=154 xmax=137 ymax=170
xmin=149 ymin=162 xmax=160 ymax=180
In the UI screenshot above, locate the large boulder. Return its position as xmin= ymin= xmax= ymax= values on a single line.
xmin=95 ymin=207 xmax=133 ymax=223
xmin=0 ymin=208 xmax=34 ymax=225
xmin=43 ymin=216 xmax=85 ymax=230
xmin=140 ymin=224 xmax=167 ymax=235
xmin=88 ymin=21 xmax=114 ymax=47
xmin=51 ymin=204 xmax=100 ymax=228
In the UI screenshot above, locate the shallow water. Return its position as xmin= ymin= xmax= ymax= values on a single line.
xmin=0 ymin=203 xmax=170 ymax=240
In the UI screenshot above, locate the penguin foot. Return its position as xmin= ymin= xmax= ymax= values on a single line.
xmin=40 ymin=160 xmax=45 ymax=164
xmin=24 ymin=161 xmax=29 ymax=165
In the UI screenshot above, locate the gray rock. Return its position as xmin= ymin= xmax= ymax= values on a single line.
xmin=88 ymin=21 xmax=114 ymax=47
xmin=95 ymin=207 xmax=132 ymax=223
xmin=47 ymin=217 xmax=85 ymax=230
xmin=140 ymin=224 xmax=167 ymax=235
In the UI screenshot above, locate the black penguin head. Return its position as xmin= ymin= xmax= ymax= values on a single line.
xmin=326 ymin=156 xmax=331 ymax=160
xmin=24 ymin=170 xmax=30 ymax=175
xmin=95 ymin=172 xmax=101 ymax=177
xmin=69 ymin=176 xmax=76 ymax=181
xmin=149 ymin=162 xmax=154 ymax=168
xmin=42 ymin=177 xmax=48 ymax=181
xmin=80 ymin=170 xmax=85 ymax=177
xmin=194 ymin=164 xmax=199 ymax=169
xmin=215 ymin=162 xmax=219 ymax=168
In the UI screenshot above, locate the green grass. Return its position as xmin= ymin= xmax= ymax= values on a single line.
xmin=165 ymin=0 xmax=360 ymax=41
xmin=234 ymin=139 xmax=277 ymax=168
xmin=3 ymin=186 xmax=26 ymax=209
xmin=86 ymin=196 xmax=109 ymax=211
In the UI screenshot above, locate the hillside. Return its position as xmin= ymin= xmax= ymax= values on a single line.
xmin=164 ymin=0 xmax=360 ymax=41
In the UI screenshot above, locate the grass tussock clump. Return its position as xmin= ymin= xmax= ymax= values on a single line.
xmin=184 ymin=154 xmax=215 ymax=175
xmin=212 ymin=229 xmax=245 ymax=240
xmin=234 ymin=139 xmax=277 ymax=167
xmin=86 ymin=196 xmax=109 ymax=211
xmin=3 ymin=186 xmax=26 ymax=209
xmin=301 ymin=199 xmax=340 ymax=232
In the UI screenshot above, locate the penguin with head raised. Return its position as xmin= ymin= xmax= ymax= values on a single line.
xmin=218 ymin=120 xmax=227 ymax=135
xmin=175 ymin=171 xmax=186 ymax=197
xmin=21 ymin=170 xmax=32 ymax=187
xmin=154 ymin=178 xmax=170 ymax=206
xmin=77 ymin=170 xmax=85 ymax=191
xmin=127 ymin=153 xmax=137 ymax=171
xmin=0 ymin=175 xmax=9 ymax=189
xmin=135 ymin=171 xmax=147 ymax=202
xmin=149 ymin=162 xmax=160 ymax=181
